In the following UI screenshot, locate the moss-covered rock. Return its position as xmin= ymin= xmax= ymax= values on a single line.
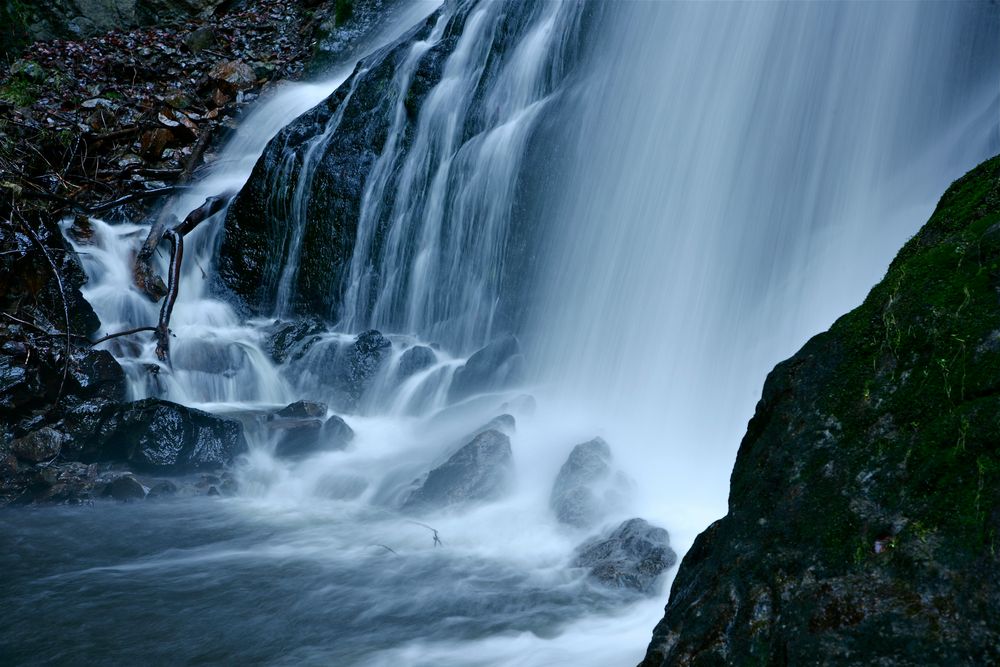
xmin=641 ymin=155 xmax=1000 ymax=666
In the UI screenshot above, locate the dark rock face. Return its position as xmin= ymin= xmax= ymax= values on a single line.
xmin=448 ymin=335 xmax=525 ymax=403
xmin=402 ymin=429 xmax=513 ymax=511
xmin=641 ymin=156 xmax=1000 ymax=666
xmin=550 ymin=437 xmax=631 ymax=529
xmin=271 ymin=418 xmax=324 ymax=458
xmin=218 ymin=8 xmax=457 ymax=318
xmin=575 ymin=518 xmax=676 ymax=594
xmin=397 ymin=345 xmax=436 ymax=379
xmin=86 ymin=398 xmax=248 ymax=473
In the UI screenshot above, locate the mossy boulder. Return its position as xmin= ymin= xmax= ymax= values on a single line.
xmin=642 ymin=155 xmax=1000 ymax=666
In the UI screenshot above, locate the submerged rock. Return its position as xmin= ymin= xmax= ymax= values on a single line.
xmin=87 ymin=398 xmax=248 ymax=473
xmin=448 ymin=335 xmax=525 ymax=403
xmin=550 ymin=437 xmax=632 ymax=529
xmin=402 ymin=429 xmax=513 ymax=512
xmin=575 ymin=518 xmax=676 ymax=594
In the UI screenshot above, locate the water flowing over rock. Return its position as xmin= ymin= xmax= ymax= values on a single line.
xmin=550 ymin=437 xmax=631 ymax=530
xmin=86 ymin=398 xmax=248 ymax=473
xmin=396 ymin=344 xmax=436 ymax=379
xmin=448 ymin=335 xmax=525 ymax=402
xmin=402 ymin=428 xmax=512 ymax=512
xmin=574 ymin=518 xmax=676 ymax=594
xmin=641 ymin=156 xmax=1000 ymax=666
xmin=219 ymin=1 xmax=589 ymax=351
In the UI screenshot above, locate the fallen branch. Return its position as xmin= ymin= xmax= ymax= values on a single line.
xmin=91 ymin=326 xmax=158 ymax=346
xmin=155 ymin=229 xmax=183 ymax=362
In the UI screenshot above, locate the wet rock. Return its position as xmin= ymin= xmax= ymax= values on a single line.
xmin=322 ymin=415 xmax=354 ymax=448
xmin=271 ymin=412 xmax=353 ymax=458
xmin=183 ymin=26 xmax=215 ymax=53
xmin=402 ymin=429 xmax=513 ymax=511
xmin=550 ymin=437 xmax=631 ymax=529
xmin=103 ymin=474 xmax=146 ymax=501
xmin=208 ymin=60 xmax=256 ymax=89
xmin=147 ymin=479 xmax=178 ymax=498
xmin=32 ymin=461 xmax=99 ymax=504
xmin=448 ymin=335 xmax=525 ymax=403
xmin=574 ymin=518 xmax=676 ymax=594
xmin=324 ymin=329 xmax=392 ymax=410
xmin=271 ymin=418 xmax=324 ymax=458
xmin=471 ymin=414 xmax=516 ymax=438
xmin=397 ymin=345 xmax=436 ymax=379
xmin=87 ymin=398 xmax=248 ymax=473
xmin=263 ymin=316 xmax=326 ymax=363
xmin=10 ymin=427 xmax=67 ymax=463
xmin=275 ymin=400 xmax=327 ymax=419
xmin=218 ymin=10 xmax=454 ymax=316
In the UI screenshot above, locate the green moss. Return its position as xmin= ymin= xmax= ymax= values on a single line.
xmin=0 ymin=77 xmax=38 ymax=106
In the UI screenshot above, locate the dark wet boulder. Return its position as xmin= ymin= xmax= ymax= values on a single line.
xmin=397 ymin=345 xmax=436 ymax=379
xmin=271 ymin=413 xmax=353 ymax=458
xmin=147 ymin=479 xmax=178 ymax=498
xmin=550 ymin=437 xmax=631 ymax=529
xmin=103 ymin=474 xmax=146 ymax=501
xmin=574 ymin=518 xmax=676 ymax=594
xmin=263 ymin=316 xmax=326 ymax=364
xmin=322 ymin=415 xmax=354 ymax=448
xmin=87 ymin=398 xmax=248 ymax=473
xmin=31 ymin=461 xmax=100 ymax=505
xmin=271 ymin=418 xmax=324 ymax=458
xmin=402 ymin=429 xmax=513 ymax=511
xmin=448 ymin=335 xmax=525 ymax=403
xmin=10 ymin=427 xmax=67 ymax=463
xmin=323 ymin=329 xmax=392 ymax=410
xmin=275 ymin=400 xmax=327 ymax=419
xmin=471 ymin=413 xmax=516 ymax=438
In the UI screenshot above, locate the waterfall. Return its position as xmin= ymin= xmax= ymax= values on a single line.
xmin=32 ymin=1 xmax=1000 ymax=665
xmin=527 ymin=0 xmax=1000 ymax=534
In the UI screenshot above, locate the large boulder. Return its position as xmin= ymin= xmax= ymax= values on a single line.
xmin=550 ymin=437 xmax=631 ymax=529
xmin=574 ymin=518 xmax=676 ymax=594
xmin=402 ymin=429 xmax=513 ymax=511
xmin=86 ymin=398 xmax=248 ymax=473
xmin=641 ymin=157 xmax=1000 ymax=666
xmin=448 ymin=335 xmax=525 ymax=403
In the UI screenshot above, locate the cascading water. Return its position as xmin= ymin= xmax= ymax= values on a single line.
xmin=3 ymin=1 xmax=999 ymax=666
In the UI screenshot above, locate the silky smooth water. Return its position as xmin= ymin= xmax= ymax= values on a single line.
xmin=3 ymin=1 xmax=999 ymax=665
